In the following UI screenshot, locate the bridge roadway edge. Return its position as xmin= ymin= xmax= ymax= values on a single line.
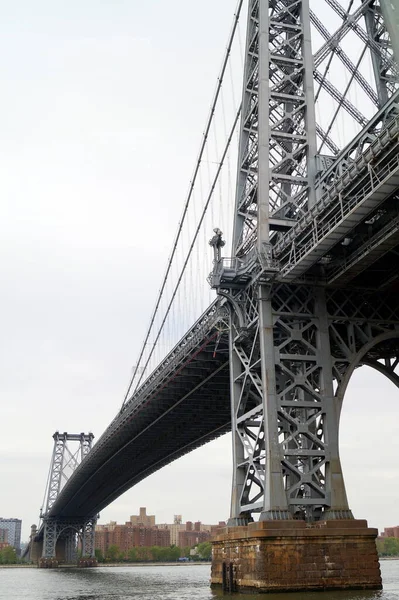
xmin=211 ymin=520 xmax=382 ymax=592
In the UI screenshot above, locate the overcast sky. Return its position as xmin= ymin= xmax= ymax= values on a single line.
xmin=1 ymin=0 xmax=398 ymax=542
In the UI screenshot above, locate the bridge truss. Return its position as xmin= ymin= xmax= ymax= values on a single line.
xmin=209 ymin=0 xmax=399 ymax=523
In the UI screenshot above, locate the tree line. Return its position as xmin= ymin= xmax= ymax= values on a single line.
xmin=0 ymin=546 xmax=21 ymax=564
xmin=95 ymin=542 xmax=212 ymax=563
xmin=376 ymin=537 xmax=399 ymax=557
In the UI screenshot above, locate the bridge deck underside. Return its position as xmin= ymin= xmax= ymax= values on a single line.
xmin=47 ymin=328 xmax=231 ymax=520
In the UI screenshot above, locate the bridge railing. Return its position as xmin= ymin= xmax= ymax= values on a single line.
xmin=119 ymin=299 xmax=225 ymax=416
xmin=275 ymin=112 xmax=399 ymax=267
xmin=279 ymin=147 xmax=399 ymax=277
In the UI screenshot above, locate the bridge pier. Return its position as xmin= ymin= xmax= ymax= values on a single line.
xmin=211 ymin=520 xmax=381 ymax=593
xmin=39 ymin=516 xmax=98 ymax=568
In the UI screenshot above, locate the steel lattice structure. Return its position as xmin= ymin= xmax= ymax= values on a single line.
xmin=209 ymin=0 xmax=399 ymax=523
xmin=41 ymin=432 xmax=96 ymax=560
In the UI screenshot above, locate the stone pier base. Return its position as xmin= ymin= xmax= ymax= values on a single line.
xmin=211 ymin=520 xmax=382 ymax=593
xmin=39 ymin=557 xmax=59 ymax=568
xmin=77 ymin=557 xmax=98 ymax=568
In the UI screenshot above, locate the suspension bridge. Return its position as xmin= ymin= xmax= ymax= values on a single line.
xmin=28 ymin=0 xmax=399 ymax=591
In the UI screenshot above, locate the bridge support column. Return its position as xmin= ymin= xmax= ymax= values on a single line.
xmin=39 ymin=517 xmax=98 ymax=567
xmin=28 ymin=525 xmax=42 ymax=564
xmin=65 ymin=530 xmax=78 ymax=563
xmin=211 ymin=520 xmax=381 ymax=593
xmin=40 ymin=518 xmax=59 ymax=568
xmin=78 ymin=517 xmax=98 ymax=567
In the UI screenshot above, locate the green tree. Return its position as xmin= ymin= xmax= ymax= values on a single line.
xmin=382 ymin=537 xmax=399 ymax=556
xmin=106 ymin=544 xmax=121 ymax=562
xmin=127 ymin=547 xmax=138 ymax=562
xmin=0 ymin=546 xmax=18 ymax=564
xmin=197 ymin=542 xmax=212 ymax=560
xmin=169 ymin=545 xmax=181 ymax=561
xmin=95 ymin=548 xmax=104 ymax=563
xmin=136 ymin=546 xmax=152 ymax=562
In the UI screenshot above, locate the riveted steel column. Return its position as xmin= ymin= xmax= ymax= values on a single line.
xmin=228 ymin=313 xmax=249 ymax=525
xmin=42 ymin=518 xmax=57 ymax=559
xmin=315 ymin=288 xmax=353 ymax=519
xmin=259 ymin=286 xmax=290 ymax=520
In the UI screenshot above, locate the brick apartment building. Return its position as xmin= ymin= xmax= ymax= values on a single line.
xmin=96 ymin=524 xmax=170 ymax=556
xmin=381 ymin=526 xmax=399 ymax=538
xmin=95 ymin=508 xmax=225 ymax=556
xmin=128 ymin=507 xmax=155 ymax=528
xmin=176 ymin=520 xmax=210 ymax=547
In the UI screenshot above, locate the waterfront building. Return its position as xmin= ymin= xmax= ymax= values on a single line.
xmin=381 ymin=526 xmax=399 ymax=538
xmin=95 ymin=509 xmax=226 ymax=556
xmin=0 ymin=518 xmax=22 ymax=553
xmin=129 ymin=507 xmax=155 ymax=528
xmin=178 ymin=527 xmax=211 ymax=547
xmin=157 ymin=515 xmax=185 ymax=546
xmin=95 ymin=523 xmax=170 ymax=556
xmin=0 ymin=529 xmax=8 ymax=544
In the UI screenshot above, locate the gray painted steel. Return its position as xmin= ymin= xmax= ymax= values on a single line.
xmin=37 ymin=0 xmax=399 ymax=542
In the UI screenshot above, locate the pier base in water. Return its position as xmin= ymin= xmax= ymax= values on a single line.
xmin=211 ymin=520 xmax=382 ymax=593
xmin=77 ymin=557 xmax=98 ymax=568
xmin=39 ymin=557 xmax=59 ymax=568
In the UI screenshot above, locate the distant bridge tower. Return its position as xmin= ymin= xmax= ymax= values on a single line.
xmin=39 ymin=432 xmax=97 ymax=567
xmin=211 ymin=0 xmax=399 ymax=592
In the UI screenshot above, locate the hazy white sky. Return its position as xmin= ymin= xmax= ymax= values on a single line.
xmin=0 ymin=0 xmax=398 ymax=542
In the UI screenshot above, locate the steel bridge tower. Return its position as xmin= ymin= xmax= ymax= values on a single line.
xmin=210 ymin=0 xmax=399 ymax=592
xmin=37 ymin=432 xmax=97 ymax=567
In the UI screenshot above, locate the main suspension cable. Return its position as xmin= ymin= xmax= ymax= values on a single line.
xmin=120 ymin=1 xmax=244 ymax=410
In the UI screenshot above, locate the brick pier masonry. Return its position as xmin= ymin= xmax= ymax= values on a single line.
xmin=211 ymin=520 xmax=382 ymax=593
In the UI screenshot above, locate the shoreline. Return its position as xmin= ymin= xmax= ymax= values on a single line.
xmin=2 ymin=557 xmax=398 ymax=569
xmin=0 ymin=561 xmax=211 ymax=569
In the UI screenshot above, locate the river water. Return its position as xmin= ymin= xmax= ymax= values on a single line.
xmin=0 ymin=561 xmax=398 ymax=600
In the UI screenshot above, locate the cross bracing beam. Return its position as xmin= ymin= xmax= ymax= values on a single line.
xmin=313 ymin=0 xmax=371 ymax=68
xmin=325 ymin=0 xmax=399 ymax=88
xmin=313 ymin=70 xmax=368 ymax=127
xmin=309 ymin=9 xmax=379 ymax=108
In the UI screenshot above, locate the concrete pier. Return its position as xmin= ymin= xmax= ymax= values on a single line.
xmin=211 ymin=520 xmax=382 ymax=593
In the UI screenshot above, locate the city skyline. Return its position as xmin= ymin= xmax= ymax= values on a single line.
xmin=1 ymin=0 xmax=399 ymax=542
